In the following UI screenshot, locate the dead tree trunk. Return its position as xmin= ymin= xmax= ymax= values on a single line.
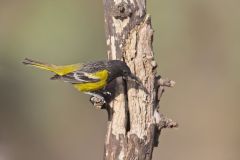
xmin=98 ymin=0 xmax=177 ymax=159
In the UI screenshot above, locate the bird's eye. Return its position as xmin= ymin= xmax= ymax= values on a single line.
xmin=123 ymin=70 xmax=128 ymax=75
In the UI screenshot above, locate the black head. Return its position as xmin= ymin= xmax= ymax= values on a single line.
xmin=106 ymin=60 xmax=148 ymax=93
xmin=106 ymin=60 xmax=131 ymax=81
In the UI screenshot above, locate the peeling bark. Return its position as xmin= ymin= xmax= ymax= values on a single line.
xmin=101 ymin=0 xmax=177 ymax=160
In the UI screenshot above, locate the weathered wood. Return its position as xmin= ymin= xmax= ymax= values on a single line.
xmin=101 ymin=0 xmax=177 ymax=159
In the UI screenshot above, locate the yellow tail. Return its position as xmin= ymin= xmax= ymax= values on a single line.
xmin=22 ymin=58 xmax=81 ymax=76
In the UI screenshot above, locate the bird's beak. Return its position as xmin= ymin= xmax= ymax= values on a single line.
xmin=128 ymin=73 xmax=141 ymax=84
xmin=127 ymin=73 xmax=149 ymax=93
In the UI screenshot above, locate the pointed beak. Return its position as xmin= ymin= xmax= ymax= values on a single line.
xmin=127 ymin=73 xmax=149 ymax=94
xmin=128 ymin=73 xmax=141 ymax=83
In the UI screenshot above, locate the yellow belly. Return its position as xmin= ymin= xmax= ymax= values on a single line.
xmin=73 ymin=80 xmax=107 ymax=92
xmin=73 ymin=70 xmax=109 ymax=92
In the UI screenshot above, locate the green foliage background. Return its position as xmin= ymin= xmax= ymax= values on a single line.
xmin=0 ymin=0 xmax=239 ymax=160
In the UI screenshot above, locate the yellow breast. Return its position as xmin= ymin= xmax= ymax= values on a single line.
xmin=73 ymin=70 xmax=109 ymax=92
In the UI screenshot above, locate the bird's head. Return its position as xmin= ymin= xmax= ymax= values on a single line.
xmin=107 ymin=60 xmax=148 ymax=93
xmin=107 ymin=60 xmax=133 ymax=79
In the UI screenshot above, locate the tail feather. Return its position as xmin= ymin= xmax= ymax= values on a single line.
xmin=22 ymin=58 xmax=81 ymax=76
xmin=22 ymin=58 xmax=58 ymax=73
xmin=50 ymin=74 xmax=61 ymax=80
xmin=22 ymin=58 xmax=48 ymax=66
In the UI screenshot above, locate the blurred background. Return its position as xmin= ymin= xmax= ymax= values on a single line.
xmin=0 ymin=0 xmax=239 ymax=160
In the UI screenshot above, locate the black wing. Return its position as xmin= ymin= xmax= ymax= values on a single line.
xmin=52 ymin=71 xmax=100 ymax=84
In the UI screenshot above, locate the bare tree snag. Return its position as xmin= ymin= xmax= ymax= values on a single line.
xmin=99 ymin=0 xmax=177 ymax=159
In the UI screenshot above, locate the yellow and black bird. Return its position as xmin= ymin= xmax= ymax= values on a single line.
xmin=22 ymin=58 xmax=143 ymax=104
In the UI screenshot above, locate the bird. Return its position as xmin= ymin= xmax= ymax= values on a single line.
xmin=22 ymin=58 xmax=145 ymax=104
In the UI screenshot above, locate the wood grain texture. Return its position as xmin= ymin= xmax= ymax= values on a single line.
xmin=101 ymin=0 xmax=177 ymax=159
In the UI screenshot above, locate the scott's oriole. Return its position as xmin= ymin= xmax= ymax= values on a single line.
xmin=23 ymin=58 xmax=144 ymax=104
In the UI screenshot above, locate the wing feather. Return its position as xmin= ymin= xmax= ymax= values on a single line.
xmin=60 ymin=71 xmax=100 ymax=83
